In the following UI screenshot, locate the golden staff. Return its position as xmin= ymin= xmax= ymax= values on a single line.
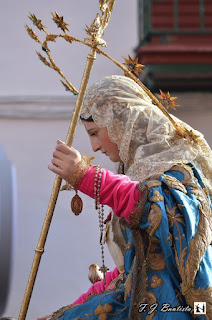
xmin=19 ymin=2 xmax=116 ymax=319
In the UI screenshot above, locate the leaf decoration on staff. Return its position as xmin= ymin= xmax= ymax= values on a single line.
xmin=51 ymin=12 xmax=70 ymax=32
xmin=28 ymin=12 xmax=46 ymax=31
xmin=36 ymin=52 xmax=52 ymax=68
xmin=25 ymin=25 xmax=41 ymax=42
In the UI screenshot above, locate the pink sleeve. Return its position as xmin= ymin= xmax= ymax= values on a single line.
xmin=72 ymin=267 xmax=119 ymax=305
xmin=78 ymin=167 xmax=140 ymax=222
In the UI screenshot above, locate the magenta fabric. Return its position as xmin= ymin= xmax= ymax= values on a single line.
xmin=72 ymin=267 xmax=120 ymax=305
xmin=71 ymin=167 xmax=140 ymax=305
xmin=78 ymin=167 xmax=140 ymax=223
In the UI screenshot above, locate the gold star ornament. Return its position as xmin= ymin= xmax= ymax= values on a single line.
xmin=157 ymin=90 xmax=181 ymax=110
xmin=123 ymin=55 xmax=145 ymax=77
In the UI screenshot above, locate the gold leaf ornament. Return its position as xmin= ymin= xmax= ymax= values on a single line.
xmin=36 ymin=52 xmax=52 ymax=68
xmin=28 ymin=12 xmax=46 ymax=31
xmin=60 ymin=80 xmax=73 ymax=93
xmin=51 ymin=12 xmax=69 ymax=32
xmin=25 ymin=25 xmax=40 ymax=42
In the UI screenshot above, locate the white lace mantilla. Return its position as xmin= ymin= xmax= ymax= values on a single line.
xmin=81 ymin=75 xmax=212 ymax=198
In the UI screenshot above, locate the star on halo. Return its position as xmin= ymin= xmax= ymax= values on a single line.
xmin=123 ymin=55 xmax=145 ymax=77
xmin=157 ymin=90 xmax=181 ymax=110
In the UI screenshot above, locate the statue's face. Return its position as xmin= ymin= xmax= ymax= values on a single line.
xmin=83 ymin=121 xmax=120 ymax=162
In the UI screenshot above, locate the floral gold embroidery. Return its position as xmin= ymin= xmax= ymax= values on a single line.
xmin=163 ymin=174 xmax=187 ymax=194
xmin=166 ymin=232 xmax=173 ymax=246
xmin=146 ymin=180 xmax=162 ymax=191
xmin=150 ymin=274 xmax=163 ymax=289
xmin=166 ymin=205 xmax=185 ymax=228
xmin=94 ymin=303 xmax=113 ymax=320
xmin=150 ymin=190 xmax=164 ymax=202
xmin=147 ymin=203 xmax=162 ymax=236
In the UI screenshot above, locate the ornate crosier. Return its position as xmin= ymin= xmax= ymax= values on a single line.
xmin=25 ymin=1 xmax=190 ymax=141
xmin=19 ymin=2 xmax=116 ymax=320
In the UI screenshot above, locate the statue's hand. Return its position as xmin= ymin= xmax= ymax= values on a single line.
xmin=48 ymin=140 xmax=82 ymax=182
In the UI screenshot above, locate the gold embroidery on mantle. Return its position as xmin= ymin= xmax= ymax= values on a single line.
xmin=128 ymin=229 xmax=148 ymax=319
xmin=147 ymin=203 xmax=162 ymax=237
xmin=148 ymin=252 xmax=166 ymax=271
xmin=166 ymin=204 xmax=185 ymax=228
xmin=124 ymin=257 xmax=135 ymax=301
xmin=150 ymin=274 xmax=163 ymax=289
xmin=129 ymin=183 xmax=148 ymax=228
xmin=169 ymin=164 xmax=194 ymax=185
xmin=146 ymin=180 xmax=162 ymax=191
xmin=167 ymin=169 xmax=212 ymax=319
xmin=147 ymin=238 xmax=166 ymax=271
xmin=150 ymin=190 xmax=164 ymax=202
xmin=166 ymin=232 xmax=173 ymax=246
xmin=140 ymin=291 xmax=157 ymax=320
xmin=163 ymin=174 xmax=187 ymax=194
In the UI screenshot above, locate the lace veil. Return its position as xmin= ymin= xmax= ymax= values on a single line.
xmin=81 ymin=75 xmax=212 ymax=198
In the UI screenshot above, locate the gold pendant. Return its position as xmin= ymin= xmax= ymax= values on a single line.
xmin=71 ymin=191 xmax=83 ymax=215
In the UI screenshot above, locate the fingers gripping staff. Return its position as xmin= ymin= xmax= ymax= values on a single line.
xmin=49 ymin=141 xmax=85 ymax=215
xmin=48 ymin=140 xmax=82 ymax=181
xmin=18 ymin=2 xmax=116 ymax=320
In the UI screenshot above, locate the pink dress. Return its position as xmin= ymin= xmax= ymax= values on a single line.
xmin=72 ymin=167 xmax=140 ymax=305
